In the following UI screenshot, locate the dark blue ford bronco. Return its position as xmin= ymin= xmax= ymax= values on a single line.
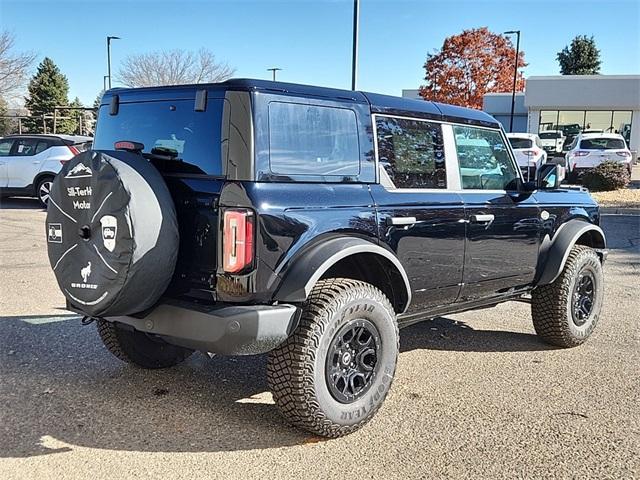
xmin=46 ymin=79 xmax=606 ymax=438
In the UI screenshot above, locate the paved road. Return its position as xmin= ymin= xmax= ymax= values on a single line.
xmin=0 ymin=198 xmax=638 ymax=479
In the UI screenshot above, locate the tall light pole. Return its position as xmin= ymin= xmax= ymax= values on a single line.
xmin=106 ymin=36 xmax=120 ymax=89
xmin=504 ymin=30 xmax=520 ymax=133
xmin=351 ymin=0 xmax=360 ymax=90
xmin=267 ymin=67 xmax=282 ymax=81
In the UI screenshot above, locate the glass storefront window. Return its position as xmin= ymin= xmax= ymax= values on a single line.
xmin=584 ymin=111 xmax=613 ymax=132
xmin=538 ymin=110 xmax=633 ymax=148
xmin=539 ymin=111 xmax=558 ymax=132
xmin=612 ymin=111 xmax=633 ymax=145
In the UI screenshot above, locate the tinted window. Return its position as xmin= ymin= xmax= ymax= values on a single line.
xmin=12 ymin=138 xmax=39 ymax=156
xmin=579 ymin=138 xmax=626 ymax=150
xmin=375 ymin=116 xmax=446 ymax=189
xmin=35 ymin=140 xmax=51 ymax=154
xmin=508 ymin=137 xmax=532 ymax=149
xmin=0 ymin=139 xmax=13 ymax=156
xmin=539 ymin=132 xmax=560 ymax=139
xmin=94 ymin=99 xmax=226 ymax=175
xmin=454 ymin=126 xmax=518 ymax=190
xmin=268 ymin=102 xmax=360 ymax=176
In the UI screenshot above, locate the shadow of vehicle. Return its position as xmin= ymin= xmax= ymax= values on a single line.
xmin=0 ymin=311 xmax=559 ymax=458
xmin=0 ymin=315 xmax=311 ymax=458
xmin=400 ymin=316 xmax=554 ymax=354
xmin=0 ymin=197 xmax=43 ymax=210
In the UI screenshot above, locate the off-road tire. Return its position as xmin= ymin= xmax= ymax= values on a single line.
xmin=267 ymin=278 xmax=399 ymax=438
xmin=96 ymin=319 xmax=193 ymax=369
xmin=532 ymin=245 xmax=604 ymax=347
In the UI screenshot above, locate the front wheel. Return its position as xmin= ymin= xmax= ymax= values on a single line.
xmin=267 ymin=278 xmax=399 ymax=438
xmin=532 ymin=245 xmax=604 ymax=347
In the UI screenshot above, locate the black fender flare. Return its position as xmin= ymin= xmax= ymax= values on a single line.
xmin=273 ymin=236 xmax=412 ymax=313
xmin=536 ymin=219 xmax=606 ymax=285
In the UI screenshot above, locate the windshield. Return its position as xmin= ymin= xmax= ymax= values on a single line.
xmin=539 ymin=132 xmax=560 ymax=139
xmin=579 ymin=138 xmax=626 ymax=150
xmin=93 ymin=98 xmax=226 ymax=175
xmin=508 ymin=137 xmax=533 ymax=149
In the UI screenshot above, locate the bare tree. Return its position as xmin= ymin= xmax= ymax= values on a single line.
xmin=0 ymin=31 xmax=36 ymax=99
xmin=116 ymin=48 xmax=235 ymax=87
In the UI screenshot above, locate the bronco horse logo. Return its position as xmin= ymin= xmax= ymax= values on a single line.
xmin=81 ymin=262 xmax=92 ymax=283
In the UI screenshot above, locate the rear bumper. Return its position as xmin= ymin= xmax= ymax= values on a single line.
xmin=106 ymin=300 xmax=299 ymax=355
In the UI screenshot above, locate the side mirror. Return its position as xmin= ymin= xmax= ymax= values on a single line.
xmin=536 ymin=163 xmax=564 ymax=189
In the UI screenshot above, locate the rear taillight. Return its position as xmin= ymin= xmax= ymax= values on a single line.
xmin=617 ymin=151 xmax=631 ymax=158
xmin=573 ymin=151 xmax=590 ymax=157
xmin=222 ymin=209 xmax=255 ymax=273
xmin=67 ymin=145 xmax=80 ymax=156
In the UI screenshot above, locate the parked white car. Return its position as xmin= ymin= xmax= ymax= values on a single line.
xmin=538 ymin=130 xmax=566 ymax=155
xmin=507 ymin=133 xmax=547 ymax=181
xmin=565 ymin=133 xmax=633 ymax=179
xmin=0 ymin=134 xmax=92 ymax=206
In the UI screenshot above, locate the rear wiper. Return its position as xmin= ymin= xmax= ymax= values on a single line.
xmin=143 ymin=147 xmax=183 ymax=162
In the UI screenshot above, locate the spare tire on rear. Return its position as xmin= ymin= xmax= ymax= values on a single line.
xmin=46 ymin=150 xmax=178 ymax=317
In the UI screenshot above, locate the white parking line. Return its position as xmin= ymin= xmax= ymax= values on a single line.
xmin=20 ymin=316 xmax=80 ymax=325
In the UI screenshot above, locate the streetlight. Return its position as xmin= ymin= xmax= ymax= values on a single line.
xmin=351 ymin=0 xmax=359 ymax=90
xmin=504 ymin=30 xmax=521 ymax=133
xmin=267 ymin=67 xmax=282 ymax=81
xmin=106 ymin=36 xmax=121 ymax=89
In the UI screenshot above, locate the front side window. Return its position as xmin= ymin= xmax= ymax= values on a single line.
xmin=268 ymin=102 xmax=360 ymax=176
xmin=375 ymin=116 xmax=446 ymax=189
xmin=454 ymin=125 xmax=518 ymax=190
xmin=0 ymin=139 xmax=14 ymax=156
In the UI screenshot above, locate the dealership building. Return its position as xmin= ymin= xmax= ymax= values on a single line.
xmin=403 ymin=75 xmax=640 ymax=154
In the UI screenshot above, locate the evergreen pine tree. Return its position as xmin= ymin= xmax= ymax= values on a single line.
xmin=24 ymin=57 xmax=72 ymax=133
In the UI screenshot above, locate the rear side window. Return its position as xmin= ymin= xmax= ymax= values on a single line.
xmin=268 ymin=102 xmax=360 ymax=176
xmin=375 ymin=116 xmax=446 ymax=189
xmin=35 ymin=140 xmax=51 ymax=154
xmin=454 ymin=125 xmax=518 ymax=190
xmin=579 ymin=138 xmax=626 ymax=150
xmin=94 ymin=99 xmax=226 ymax=175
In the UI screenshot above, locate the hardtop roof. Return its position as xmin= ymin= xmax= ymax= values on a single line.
xmin=103 ymin=78 xmax=501 ymax=129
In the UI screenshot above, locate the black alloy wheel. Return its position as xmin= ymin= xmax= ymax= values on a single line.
xmin=325 ymin=319 xmax=381 ymax=404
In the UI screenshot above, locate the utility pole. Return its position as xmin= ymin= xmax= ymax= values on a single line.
xmin=267 ymin=67 xmax=282 ymax=81
xmin=504 ymin=30 xmax=521 ymax=133
xmin=351 ymin=0 xmax=360 ymax=90
xmin=106 ymin=36 xmax=121 ymax=89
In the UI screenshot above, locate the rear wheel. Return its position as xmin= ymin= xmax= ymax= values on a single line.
xmin=267 ymin=278 xmax=399 ymax=438
xmin=36 ymin=176 xmax=54 ymax=207
xmin=96 ymin=319 xmax=193 ymax=369
xmin=532 ymin=245 xmax=604 ymax=347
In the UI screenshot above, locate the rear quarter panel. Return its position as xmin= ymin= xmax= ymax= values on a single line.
xmin=216 ymin=181 xmax=378 ymax=303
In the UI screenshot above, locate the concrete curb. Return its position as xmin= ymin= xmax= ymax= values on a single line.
xmin=600 ymin=207 xmax=640 ymax=215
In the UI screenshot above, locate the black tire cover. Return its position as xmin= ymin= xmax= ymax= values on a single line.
xmin=46 ymin=150 xmax=178 ymax=317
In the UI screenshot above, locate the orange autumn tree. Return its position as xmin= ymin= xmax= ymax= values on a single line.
xmin=419 ymin=27 xmax=526 ymax=110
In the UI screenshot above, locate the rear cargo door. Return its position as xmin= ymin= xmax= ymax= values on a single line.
xmin=93 ymin=94 xmax=230 ymax=295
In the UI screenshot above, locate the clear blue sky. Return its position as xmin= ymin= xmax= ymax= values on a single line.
xmin=2 ymin=0 xmax=639 ymax=106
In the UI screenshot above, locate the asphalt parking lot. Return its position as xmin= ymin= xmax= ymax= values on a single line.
xmin=0 ymin=198 xmax=638 ymax=479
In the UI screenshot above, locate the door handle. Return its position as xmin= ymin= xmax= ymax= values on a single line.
xmin=470 ymin=214 xmax=495 ymax=223
xmin=388 ymin=216 xmax=417 ymax=226
xmin=32 ymin=161 xmax=40 ymax=164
